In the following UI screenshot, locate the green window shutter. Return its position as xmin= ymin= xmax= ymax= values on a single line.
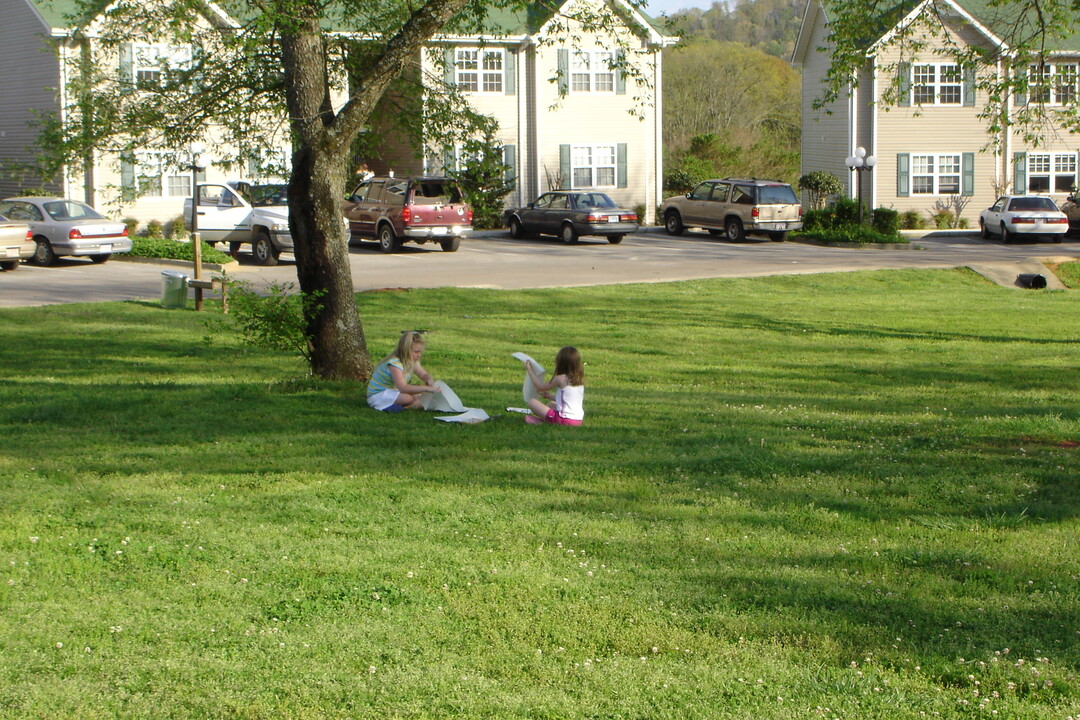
xmin=444 ymin=148 xmax=456 ymax=174
xmin=120 ymin=156 xmax=136 ymax=202
xmin=444 ymin=47 xmax=455 ymax=88
xmin=557 ymin=49 xmax=569 ymax=96
xmin=963 ymin=66 xmax=976 ymax=107
xmin=505 ymin=50 xmax=516 ymax=96
xmin=617 ymin=143 xmax=628 ymax=188
xmin=615 ymin=49 xmax=626 ymax=95
xmin=559 ymin=144 xmax=571 ymax=189
xmin=1013 ymin=152 xmax=1027 ymax=194
xmin=119 ymin=42 xmax=134 ymax=92
xmin=503 ymin=144 xmax=516 ymax=186
xmin=1015 ymin=67 xmax=1027 ymax=106
xmin=962 ymin=152 xmax=975 ymax=195
xmin=898 ymin=62 xmax=911 ymax=107
xmin=896 ymin=153 xmax=910 ymax=197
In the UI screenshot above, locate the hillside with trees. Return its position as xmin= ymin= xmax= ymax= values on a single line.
xmin=660 ymin=0 xmax=804 ymax=191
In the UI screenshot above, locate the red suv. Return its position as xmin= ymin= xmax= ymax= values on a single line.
xmin=343 ymin=176 xmax=472 ymax=253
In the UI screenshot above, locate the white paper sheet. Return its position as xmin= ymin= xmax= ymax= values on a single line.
xmin=421 ymin=380 xmax=466 ymax=412
xmin=435 ymin=408 xmax=491 ymax=424
xmin=511 ymin=352 xmax=545 ymax=405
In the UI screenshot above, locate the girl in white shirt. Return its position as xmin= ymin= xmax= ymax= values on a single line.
xmin=522 ymin=346 xmax=585 ymax=426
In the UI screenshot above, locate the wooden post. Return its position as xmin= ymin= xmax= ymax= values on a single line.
xmin=193 ymin=230 xmax=203 ymax=312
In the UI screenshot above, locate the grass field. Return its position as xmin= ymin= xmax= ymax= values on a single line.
xmin=1 ymin=269 xmax=1078 ymax=719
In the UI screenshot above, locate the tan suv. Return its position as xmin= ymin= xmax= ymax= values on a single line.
xmin=661 ymin=178 xmax=803 ymax=242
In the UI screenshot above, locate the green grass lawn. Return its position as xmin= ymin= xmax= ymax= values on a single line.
xmin=1 ymin=269 xmax=1078 ymax=719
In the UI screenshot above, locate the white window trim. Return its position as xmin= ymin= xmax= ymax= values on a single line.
xmin=132 ymin=43 xmax=192 ymax=86
xmin=912 ymin=62 xmax=963 ymax=106
xmin=570 ymin=144 xmax=617 ymax=189
xmin=1028 ymin=63 xmax=1078 ymax=106
xmin=455 ymin=48 xmax=503 ymax=93
xmin=134 ymin=150 xmax=190 ymax=198
xmin=570 ymin=51 xmax=616 ymax=94
xmin=910 ymin=153 xmax=962 ymax=196
xmin=1026 ymin=152 xmax=1077 ymax=194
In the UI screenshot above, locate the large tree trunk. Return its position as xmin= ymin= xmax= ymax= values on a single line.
xmin=281 ymin=17 xmax=372 ymax=381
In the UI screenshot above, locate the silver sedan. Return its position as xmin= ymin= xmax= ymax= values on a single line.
xmin=0 ymin=214 xmax=34 ymax=271
xmin=0 ymin=197 xmax=132 ymax=265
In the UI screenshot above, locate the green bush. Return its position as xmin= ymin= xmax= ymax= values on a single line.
xmin=900 ymin=210 xmax=927 ymax=229
xmin=128 ymin=236 xmax=233 ymax=263
xmin=122 ymin=217 xmax=139 ymax=236
xmin=165 ymin=215 xmax=187 ymax=239
xmin=794 ymin=226 xmax=909 ymax=244
xmin=145 ymin=219 xmax=164 ymax=239
xmin=871 ymin=207 xmax=900 ymax=235
xmin=798 ymin=170 xmax=844 ymax=210
xmin=933 ymin=210 xmax=954 ymax=229
xmin=664 ymin=169 xmax=697 ymax=194
xmin=633 ymin=203 xmax=648 ymax=225
xmin=833 ymin=197 xmax=861 ymax=226
xmin=802 ymin=208 xmax=834 ymax=232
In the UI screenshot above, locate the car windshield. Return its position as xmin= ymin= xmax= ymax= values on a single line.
xmin=248 ymin=185 xmax=289 ymax=207
xmin=42 ymin=201 xmax=104 ymax=221
xmin=574 ymin=193 xmax=617 ymax=209
xmin=757 ymin=185 xmax=799 ymax=204
xmin=1008 ymin=197 xmax=1058 ymax=211
xmin=411 ymin=181 xmax=462 ymax=205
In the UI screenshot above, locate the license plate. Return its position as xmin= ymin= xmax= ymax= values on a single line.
xmin=100 ymin=244 xmax=112 ymax=253
xmin=3 ymin=248 xmax=16 ymax=258
xmin=775 ymin=223 xmax=788 ymax=230
xmin=430 ymin=227 xmax=447 ymax=235
xmin=606 ymin=216 xmax=620 ymax=223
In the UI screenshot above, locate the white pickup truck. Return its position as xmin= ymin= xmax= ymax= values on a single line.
xmin=183 ymin=181 xmax=292 ymax=265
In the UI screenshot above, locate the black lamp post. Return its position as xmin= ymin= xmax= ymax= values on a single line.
xmin=845 ymin=146 xmax=876 ymax=225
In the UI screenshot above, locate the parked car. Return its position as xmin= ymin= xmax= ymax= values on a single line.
xmin=1057 ymin=194 xmax=1080 ymax=234
xmin=0 ymin=214 xmax=34 ymax=271
xmin=661 ymin=178 xmax=803 ymax=242
xmin=0 ymin=197 xmax=131 ymax=266
xmin=979 ymin=195 xmax=1068 ymax=243
xmin=503 ymin=191 xmax=638 ymax=244
xmin=184 ymin=181 xmax=292 ymax=266
xmin=342 ymin=176 xmax=471 ymax=253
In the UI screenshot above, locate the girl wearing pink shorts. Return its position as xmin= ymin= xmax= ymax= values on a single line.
xmin=522 ymin=346 xmax=585 ymax=426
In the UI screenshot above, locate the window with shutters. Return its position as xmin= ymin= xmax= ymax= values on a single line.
xmin=570 ymin=51 xmax=615 ymax=93
xmin=911 ymin=154 xmax=961 ymax=195
xmin=133 ymin=151 xmax=190 ymax=198
xmin=455 ymin=49 xmax=503 ymax=93
xmin=912 ymin=63 xmax=962 ymax=105
xmin=1027 ymin=153 xmax=1077 ymax=193
xmin=1026 ymin=63 xmax=1078 ymax=105
xmin=571 ymin=145 xmax=616 ymax=187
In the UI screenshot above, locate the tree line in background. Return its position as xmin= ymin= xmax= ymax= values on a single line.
xmin=660 ymin=0 xmax=803 ymax=193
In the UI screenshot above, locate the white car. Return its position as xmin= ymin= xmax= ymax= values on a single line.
xmin=0 ymin=197 xmax=131 ymax=265
xmin=979 ymin=195 xmax=1068 ymax=243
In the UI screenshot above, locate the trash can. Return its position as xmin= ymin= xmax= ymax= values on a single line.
xmin=1017 ymin=273 xmax=1047 ymax=289
xmin=161 ymin=270 xmax=189 ymax=308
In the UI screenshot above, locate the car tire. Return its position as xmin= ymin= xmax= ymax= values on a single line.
xmin=664 ymin=211 xmax=684 ymax=236
xmin=440 ymin=236 xmax=460 ymax=252
xmin=768 ymin=231 xmax=787 ymax=242
xmin=1000 ymin=223 xmax=1012 ymax=244
xmin=89 ymin=254 xmax=111 ymax=264
xmin=607 ymin=234 xmax=624 ymax=244
xmin=253 ymin=231 xmax=280 ymax=266
xmin=378 ymin=224 xmax=400 ymax=253
xmin=1053 ymin=235 xmax=1063 ymax=243
xmin=980 ymin=219 xmax=990 ymax=239
xmin=509 ymin=217 xmax=527 ymax=239
xmin=32 ymin=236 xmax=57 ymax=266
xmin=561 ymin=223 xmax=579 ymax=244
xmin=0 ymin=260 xmax=19 ymax=271
xmin=725 ymin=217 xmax=746 ymax=242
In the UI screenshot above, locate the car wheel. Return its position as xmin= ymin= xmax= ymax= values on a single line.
xmin=89 ymin=254 xmax=111 ymax=264
xmin=664 ymin=211 xmax=684 ymax=236
xmin=378 ymin=224 xmax=400 ymax=253
xmin=607 ymin=234 xmax=625 ymax=244
xmin=253 ymin=231 xmax=280 ymax=266
xmin=0 ymin=260 xmax=18 ymax=271
xmin=440 ymin=235 xmax=460 ymax=252
xmin=979 ymin=219 xmax=990 ymax=239
xmin=561 ymin=223 xmax=579 ymax=244
xmin=1053 ymin=234 xmax=1063 ymax=243
xmin=1000 ymin=223 xmax=1011 ymax=244
xmin=768 ymin=231 xmax=787 ymax=242
xmin=32 ymin=236 xmax=57 ymax=266
xmin=509 ymin=217 xmax=527 ymax=239
xmin=725 ymin=217 xmax=746 ymax=242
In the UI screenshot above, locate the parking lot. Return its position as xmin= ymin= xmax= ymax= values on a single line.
xmin=1 ymin=228 xmax=1078 ymax=307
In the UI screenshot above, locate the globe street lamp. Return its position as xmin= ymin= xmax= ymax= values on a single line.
xmin=845 ymin=146 xmax=876 ymax=225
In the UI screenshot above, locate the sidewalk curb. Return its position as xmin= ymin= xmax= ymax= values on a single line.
xmin=115 ymin=256 xmax=240 ymax=272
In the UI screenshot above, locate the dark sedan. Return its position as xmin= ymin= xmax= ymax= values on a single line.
xmin=504 ymin=191 xmax=638 ymax=244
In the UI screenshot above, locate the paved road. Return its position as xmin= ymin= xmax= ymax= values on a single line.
xmin=2 ymin=229 xmax=1078 ymax=308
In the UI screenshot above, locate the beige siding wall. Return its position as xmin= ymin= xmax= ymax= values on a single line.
xmin=798 ymin=5 xmax=851 ymax=203
xmin=0 ymin=1 xmax=63 ymax=198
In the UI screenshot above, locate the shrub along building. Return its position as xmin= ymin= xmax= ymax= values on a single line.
xmin=793 ymin=0 xmax=1080 ymax=225
xmin=0 ymin=0 xmax=675 ymax=224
